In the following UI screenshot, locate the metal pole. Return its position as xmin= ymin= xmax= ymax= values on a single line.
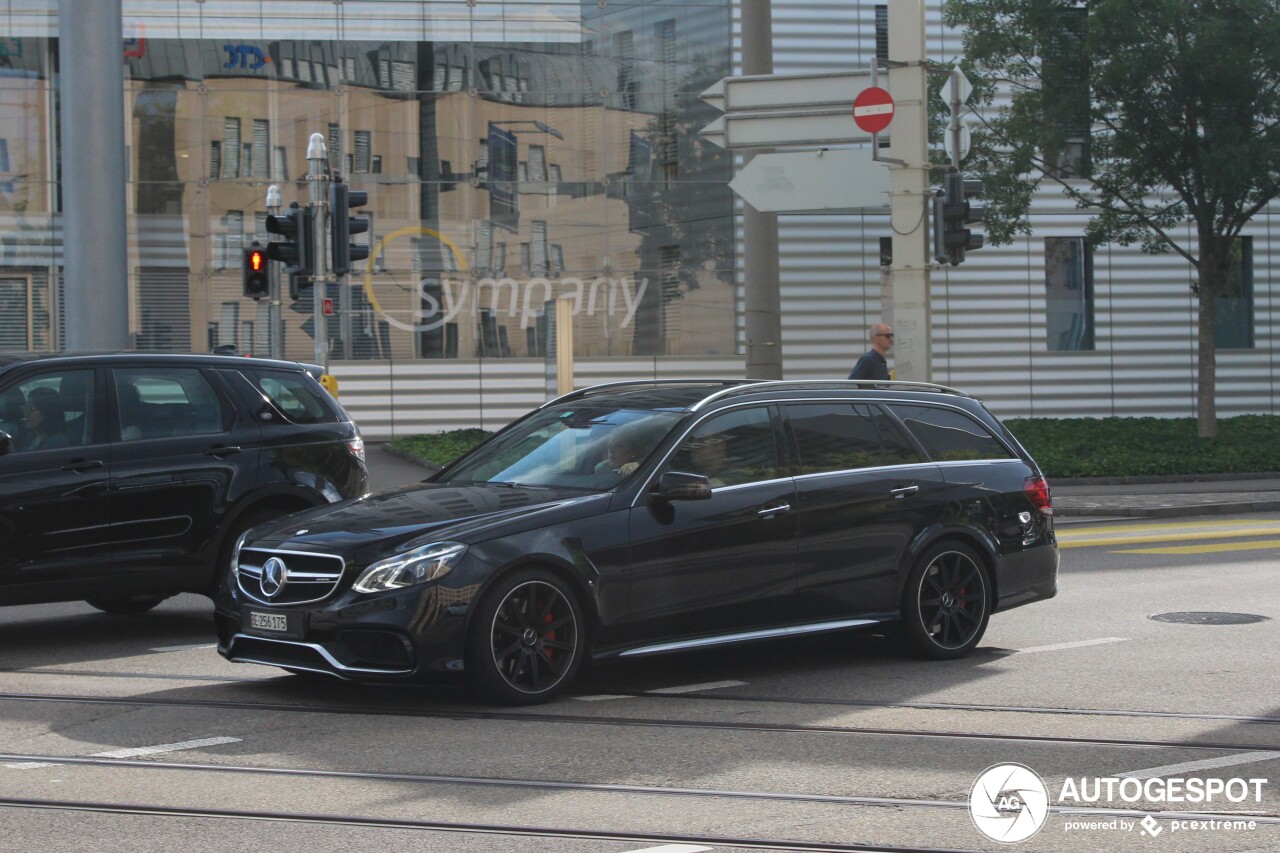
xmin=740 ymin=0 xmax=783 ymax=380
xmin=58 ymin=0 xmax=130 ymax=351
xmin=266 ymin=185 xmax=283 ymax=359
xmin=307 ymin=133 xmax=329 ymax=370
xmin=886 ymin=0 xmax=932 ymax=382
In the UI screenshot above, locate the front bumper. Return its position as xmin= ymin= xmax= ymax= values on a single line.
xmin=214 ymin=578 xmax=473 ymax=682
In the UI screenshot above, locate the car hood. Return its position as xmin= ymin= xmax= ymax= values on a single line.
xmin=245 ymin=482 xmax=609 ymax=559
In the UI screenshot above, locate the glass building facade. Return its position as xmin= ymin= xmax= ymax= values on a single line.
xmin=0 ymin=0 xmax=736 ymax=363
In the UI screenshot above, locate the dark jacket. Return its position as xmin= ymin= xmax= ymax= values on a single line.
xmin=848 ymin=349 xmax=889 ymax=381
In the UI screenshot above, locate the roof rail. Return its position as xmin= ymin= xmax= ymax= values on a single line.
xmin=540 ymin=379 xmax=747 ymax=409
xmin=690 ymin=379 xmax=969 ymax=411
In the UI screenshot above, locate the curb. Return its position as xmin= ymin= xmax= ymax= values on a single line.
xmin=1055 ymin=499 xmax=1280 ymax=520
xmin=1050 ymin=472 xmax=1280 ymax=486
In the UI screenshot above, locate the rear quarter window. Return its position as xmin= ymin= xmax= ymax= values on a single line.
xmin=241 ymin=368 xmax=340 ymax=424
xmin=889 ymin=404 xmax=1014 ymax=462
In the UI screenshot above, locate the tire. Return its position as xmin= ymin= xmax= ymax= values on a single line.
xmin=893 ymin=541 xmax=991 ymax=660
xmin=466 ymin=568 xmax=586 ymax=705
xmin=86 ymin=594 xmax=168 ymax=615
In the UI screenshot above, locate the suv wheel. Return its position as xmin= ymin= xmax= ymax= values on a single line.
xmin=894 ymin=542 xmax=991 ymax=659
xmin=86 ymin=594 xmax=169 ymax=615
xmin=467 ymin=569 xmax=585 ymax=705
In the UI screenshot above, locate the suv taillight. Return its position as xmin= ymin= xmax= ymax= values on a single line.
xmin=346 ymin=435 xmax=365 ymax=463
xmin=1024 ymin=475 xmax=1052 ymax=516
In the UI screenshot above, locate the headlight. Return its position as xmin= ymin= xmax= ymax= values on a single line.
xmin=353 ymin=542 xmax=468 ymax=593
xmin=230 ymin=530 xmax=252 ymax=574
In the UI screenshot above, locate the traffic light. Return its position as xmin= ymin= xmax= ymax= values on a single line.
xmin=330 ymin=179 xmax=370 ymax=276
xmin=242 ymin=242 xmax=269 ymax=299
xmin=288 ymin=270 xmax=312 ymax=302
xmin=932 ymin=169 xmax=986 ymax=266
xmin=265 ymin=202 xmax=315 ymax=277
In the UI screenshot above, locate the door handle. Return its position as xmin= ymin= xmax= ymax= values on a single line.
xmin=757 ymin=502 xmax=791 ymax=518
xmin=890 ymin=484 xmax=919 ymax=498
xmin=204 ymin=445 xmax=242 ymax=458
xmin=61 ymin=459 xmax=104 ymax=472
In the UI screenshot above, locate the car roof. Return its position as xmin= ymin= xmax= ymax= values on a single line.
xmin=543 ymin=379 xmax=979 ymax=414
xmin=0 ymin=351 xmax=324 ymax=377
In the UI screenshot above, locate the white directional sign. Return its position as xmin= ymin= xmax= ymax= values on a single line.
xmin=729 ymin=149 xmax=890 ymax=214
xmin=700 ymin=109 xmax=874 ymax=150
xmin=701 ymin=70 xmax=873 ymax=112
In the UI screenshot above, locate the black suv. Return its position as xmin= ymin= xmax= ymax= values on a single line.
xmin=0 ymin=352 xmax=368 ymax=613
xmin=216 ymin=380 xmax=1058 ymax=704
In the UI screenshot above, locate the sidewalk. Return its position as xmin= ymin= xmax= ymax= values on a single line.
xmin=1052 ymin=475 xmax=1280 ymax=521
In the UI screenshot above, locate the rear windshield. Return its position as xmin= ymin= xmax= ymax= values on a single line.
xmin=239 ymin=368 xmax=340 ymax=424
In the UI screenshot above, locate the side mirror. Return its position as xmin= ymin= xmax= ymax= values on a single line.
xmin=0 ymin=431 xmax=9 ymax=456
xmin=654 ymin=471 xmax=712 ymax=501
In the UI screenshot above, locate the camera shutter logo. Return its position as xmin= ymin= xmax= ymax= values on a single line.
xmin=969 ymin=763 xmax=1050 ymax=843
xmin=260 ymin=556 xmax=289 ymax=599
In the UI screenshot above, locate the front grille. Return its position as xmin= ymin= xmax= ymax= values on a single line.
xmin=237 ymin=547 xmax=346 ymax=605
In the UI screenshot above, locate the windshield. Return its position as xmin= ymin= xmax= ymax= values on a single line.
xmin=438 ymin=405 xmax=685 ymax=490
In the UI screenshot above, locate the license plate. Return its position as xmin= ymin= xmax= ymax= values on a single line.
xmin=248 ymin=611 xmax=289 ymax=633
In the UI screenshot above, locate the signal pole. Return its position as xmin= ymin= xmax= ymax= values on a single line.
xmin=886 ymin=0 xmax=932 ymax=382
xmin=266 ymin=184 xmax=284 ymax=359
xmin=307 ymin=133 xmax=330 ymax=370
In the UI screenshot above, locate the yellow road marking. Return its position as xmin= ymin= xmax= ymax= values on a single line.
xmin=1058 ymin=525 xmax=1280 ymax=549
xmin=1115 ymin=538 xmax=1280 ymax=555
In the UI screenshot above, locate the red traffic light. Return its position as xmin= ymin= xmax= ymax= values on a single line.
xmin=248 ymin=248 xmax=265 ymax=272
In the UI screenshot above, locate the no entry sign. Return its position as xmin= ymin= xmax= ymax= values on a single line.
xmin=852 ymin=86 xmax=895 ymax=134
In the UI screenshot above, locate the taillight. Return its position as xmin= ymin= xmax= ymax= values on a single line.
xmin=1024 ymin=475 xmax=1052 ymax=516
xmin=345 ymin=435 xmax=365 ymax=463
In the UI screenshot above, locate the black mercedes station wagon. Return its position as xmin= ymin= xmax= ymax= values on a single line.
xmin=0 ymin=352 xmax=368 ymax=614
xmin=216 ymin=380 xmax=1058 ymax=704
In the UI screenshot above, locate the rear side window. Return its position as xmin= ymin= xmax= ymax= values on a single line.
xmin=113 ymin=366 xmax=228 ymax=440
xmin=890 ymin=405 xmax=1014 ymax=462
xmin=241 ymin=368 xmax=339 ymax=424
xmin=786 ymin=403 xmax=925 ymax=474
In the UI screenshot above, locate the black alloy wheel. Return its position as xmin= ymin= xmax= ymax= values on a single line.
xmin=894 ymin=542 xmax=990 ymax=659
xmin=468 ymin=569 xmax=585 ymax=705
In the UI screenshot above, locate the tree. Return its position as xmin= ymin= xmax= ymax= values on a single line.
xmin=944 ymin=0 xmax=1280 ymax=436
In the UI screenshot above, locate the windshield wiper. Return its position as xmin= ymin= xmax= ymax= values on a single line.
xmin=489 ymin=480 xmax=551 ymax=489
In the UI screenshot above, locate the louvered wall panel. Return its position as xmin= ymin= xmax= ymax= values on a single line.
xmin=754 ymin=0 xmax=1279 ymax=421
xmin=334 ymin=356 xmax=746 ymax=441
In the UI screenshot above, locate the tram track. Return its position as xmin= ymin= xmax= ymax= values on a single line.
xmin=0 ymin=798 xmax=983 ymax=853
xmin=2 ymin=754 xmax=1276 ymax=826
xmin=1 ymin=691 xmax=1277 ymax=753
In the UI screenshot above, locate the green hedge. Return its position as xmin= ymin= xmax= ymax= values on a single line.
xmin=1004 ymin=415 xmax=1280 ymax=479
xmin=390 ymin=429 xmax=491 ymax=468
xmin=390 ymin=416 xmax=1280 ymax=480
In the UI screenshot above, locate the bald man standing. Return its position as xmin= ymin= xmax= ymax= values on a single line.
xmin=848 ymin=322 xmax=893 ymax=380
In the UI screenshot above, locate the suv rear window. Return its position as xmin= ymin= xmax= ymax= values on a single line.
xmin=239 ymin=368 xmax=339 ymax=424
xmin=889 ymin=404 xmax=1014 ymax=462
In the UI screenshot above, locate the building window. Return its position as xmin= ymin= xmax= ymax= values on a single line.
xmin=251 ymin=120 xmax=269 ymax=179
xmin=1043 ymin=4 xmax=1090 ymax=179
xmin=222 ymin=118 xmax=241 ymax=179
xmin=1045 ymin=237 xmax=1094 ymax=351
xmin=531 ymin=221 xmax=549 ymax=274
xmin=391 ymin=60 xmax=415 ymax=92
xmin=354 ymin=131 xmax=372 ymax=173
xmin=328 ymin=123 xmax=342 ymax=174
xmin=875 ymin=5 xmax=888 ymax=64
xmin=1215 ymin=237 xmax=1254 ymax=349
xmin=273 ymin=146 xmax=288 ymax=182
xmin=615 ymin=31 xmax=636 ymax=110
xmin=210 ymin=140 xmax=222 ymax=181
xmin=528 ymin=145 xmax=547 ymax=183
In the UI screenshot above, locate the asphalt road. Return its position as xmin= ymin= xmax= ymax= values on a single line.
xmin=0 ymin=502 xmax=1277 ymax=851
